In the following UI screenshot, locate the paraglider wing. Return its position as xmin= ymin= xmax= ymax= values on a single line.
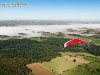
xmin=64 ymin=39 xmax=88 ymax=48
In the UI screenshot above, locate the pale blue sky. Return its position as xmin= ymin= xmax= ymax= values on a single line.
xmin=0 ymin=0 xmax=100 ymax=21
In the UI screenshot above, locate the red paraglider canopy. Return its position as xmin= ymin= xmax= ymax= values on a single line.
xmin=64 ymin=39 xmax=87 ymax=48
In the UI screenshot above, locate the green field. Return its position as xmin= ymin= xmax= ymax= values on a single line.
xmin=80 ymin=37 xmax=90 ymax=42
xmin=62 ymin=65 xmax=88 ymax=75
xmin=62 ymin=61 xmax=100 ymax=75
xmin=86 ymin=56 xmax=99 ymax=61
xmin=88 ymin=62 xmax=100 ymax=72
xmin=92 ymin=39 xmax=100 ymax=44
xmin=42 ymin=57 xmax=81 ymax=74
xmin=80 ymin=37 xmax=100 ymax=45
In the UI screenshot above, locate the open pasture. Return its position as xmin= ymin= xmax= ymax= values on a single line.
xmin=42 ymin=57 xmax=81 ymax=74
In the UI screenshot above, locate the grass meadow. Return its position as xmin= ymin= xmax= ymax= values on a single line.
xmin=42 ymin=57 xmax=81 ymax=74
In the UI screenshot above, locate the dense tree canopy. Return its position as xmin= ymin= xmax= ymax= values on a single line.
xmin=0 ymin=37 xmax=100 ymax=75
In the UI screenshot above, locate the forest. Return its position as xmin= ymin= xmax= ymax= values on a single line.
xmin=0 ymin=37 xmax=100 ymax=75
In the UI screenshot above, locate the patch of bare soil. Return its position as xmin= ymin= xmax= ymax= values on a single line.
xmin=88 ymin=39 xmax=92 ymax=42
xmin=26 ymin=63 xmax=54 ymax=75
xmin=64 ymin=55 xmax=90 ymax=64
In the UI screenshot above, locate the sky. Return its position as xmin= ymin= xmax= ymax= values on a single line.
xmin=0 ymin=0 xmax=100 ymax=21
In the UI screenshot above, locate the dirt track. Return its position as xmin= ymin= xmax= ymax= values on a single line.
xmin=26 ymin=63 xmax=54 ymax=75
xmin=64 ymin=55 xmax=90 ymax=64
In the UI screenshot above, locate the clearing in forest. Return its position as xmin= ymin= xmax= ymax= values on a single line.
xmin=64 ymin=55 xmax=90 ymax=64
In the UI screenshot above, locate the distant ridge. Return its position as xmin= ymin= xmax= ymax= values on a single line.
xmin=0 ymin=20 xmax=100 ymax=26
